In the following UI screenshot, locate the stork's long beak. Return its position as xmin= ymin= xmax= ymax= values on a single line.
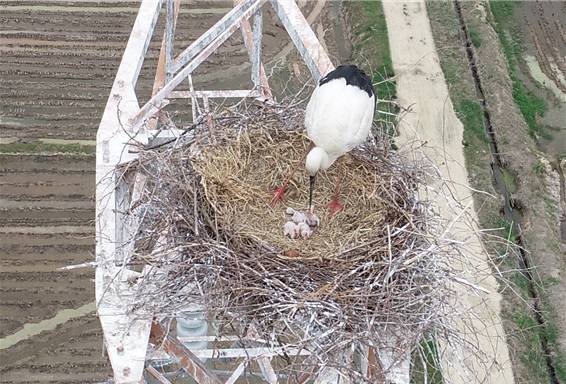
xmin=308 ymin=175 xmax=315 ymax=214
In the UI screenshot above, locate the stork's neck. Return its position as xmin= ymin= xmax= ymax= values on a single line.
xmin=305 ymin=146 xmax=336 ymax=176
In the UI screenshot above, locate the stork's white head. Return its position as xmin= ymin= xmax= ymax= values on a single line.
xmin=305 ymin=146 xmax=335 ymax=176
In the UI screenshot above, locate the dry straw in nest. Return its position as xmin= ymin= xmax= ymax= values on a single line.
xmin=192 ymin=116 xmax=418 ymax=262
xmin=131 ymin=104 xmax=479 ymax=376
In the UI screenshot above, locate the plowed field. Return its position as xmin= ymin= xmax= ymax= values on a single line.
xmin=0 ymin=151 xmax=105 ymax=381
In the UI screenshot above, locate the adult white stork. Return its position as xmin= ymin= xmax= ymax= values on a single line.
xmin=270 ymin=65 xmax=376 ymax=217
xmin=306 ymin=65 xmax=376 ymax=216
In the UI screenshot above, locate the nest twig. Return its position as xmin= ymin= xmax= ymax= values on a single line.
xmin=122 ymin=102 xmax=504 ymax=380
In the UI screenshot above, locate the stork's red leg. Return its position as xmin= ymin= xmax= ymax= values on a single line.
xmin=325 ymin=174 xmax=343 ymax=217
xmin=325 ymin=193 xmax=343 ymax=217
xmin=326 ymin=196 xmax=343 ymax=217
xmin=269 ymin=142 xmax=314 ymax=207
xmin=268 ymin=185 xmax=288 ymax=206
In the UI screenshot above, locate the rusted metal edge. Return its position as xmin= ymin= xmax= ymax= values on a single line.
xmin=150 ymin=321 xmax=223 ymax=384
xmin=145 ymin=365 xmax=173 ymax=384
xmin=367 ymin=346 xmax=385 ymax=383
xmin=286 ymin=365 xmax=317 ymax=384
xmin=152 ymin=0 xmax=180 ymax=96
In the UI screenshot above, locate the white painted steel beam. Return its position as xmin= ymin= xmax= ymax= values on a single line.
xmin=96 ymin=0 xmax=162 ymax=382
xmin=113 ymin=0 xmax=163 ymax=91
xmin=235 ymin=0 xmax=273 ymax=99
xmin=258 ymin=357 xmax=279 ymax=384
xmin=189 ymin=346 xmax=311 ymax=360
xmin=171 ymin=0 xmax=262 ymax=74
xmin=269 ymin=0 xmax=334 ymax=82
xmin=164 ymin=0 xmax=176 ymax=83
xmin=224 ymin=361 xmax=248 ymax=384
xmin=176 ymin=335 xmax=269 ymax=343
xmin=131 ymin=0 xmax=268 ymax=126
xmin=377 ymin=333 xmax=411 ymax=384
xmin=251 ymin=8 xmax=263 ymax=88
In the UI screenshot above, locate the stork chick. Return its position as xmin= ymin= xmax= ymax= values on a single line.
xmin=296 ymin=222 xmax=313 ymax=239
xmin=284 ymin=221 xmax=299 ymax=239
xmin=286 ymin=207 xmax=320 ymax=227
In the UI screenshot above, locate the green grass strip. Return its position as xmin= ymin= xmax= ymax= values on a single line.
xmin=347 ymin=0 xmax=398 ymax=135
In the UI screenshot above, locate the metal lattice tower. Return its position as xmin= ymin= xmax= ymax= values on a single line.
xmin=95 ymin=1 xmax=409 ymax=382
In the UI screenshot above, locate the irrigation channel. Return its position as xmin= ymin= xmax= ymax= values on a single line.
xmin=453 ymin=1 xmax=559 ymax=382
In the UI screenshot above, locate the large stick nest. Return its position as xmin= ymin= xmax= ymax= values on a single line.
xmin=130 ymin=103 xmax=466 ymax=373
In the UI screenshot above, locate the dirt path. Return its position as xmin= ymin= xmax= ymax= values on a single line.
xmin=381 ymin=1 xmax=515 ymax=383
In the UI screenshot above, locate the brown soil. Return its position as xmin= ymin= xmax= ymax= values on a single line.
xmin=514 ymin=0 xmax=566 ymax=157
xmin=0 ymin=149 xmax=105 ymax=380
xmin=518 ymin=1 xmax=566 ymax=95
